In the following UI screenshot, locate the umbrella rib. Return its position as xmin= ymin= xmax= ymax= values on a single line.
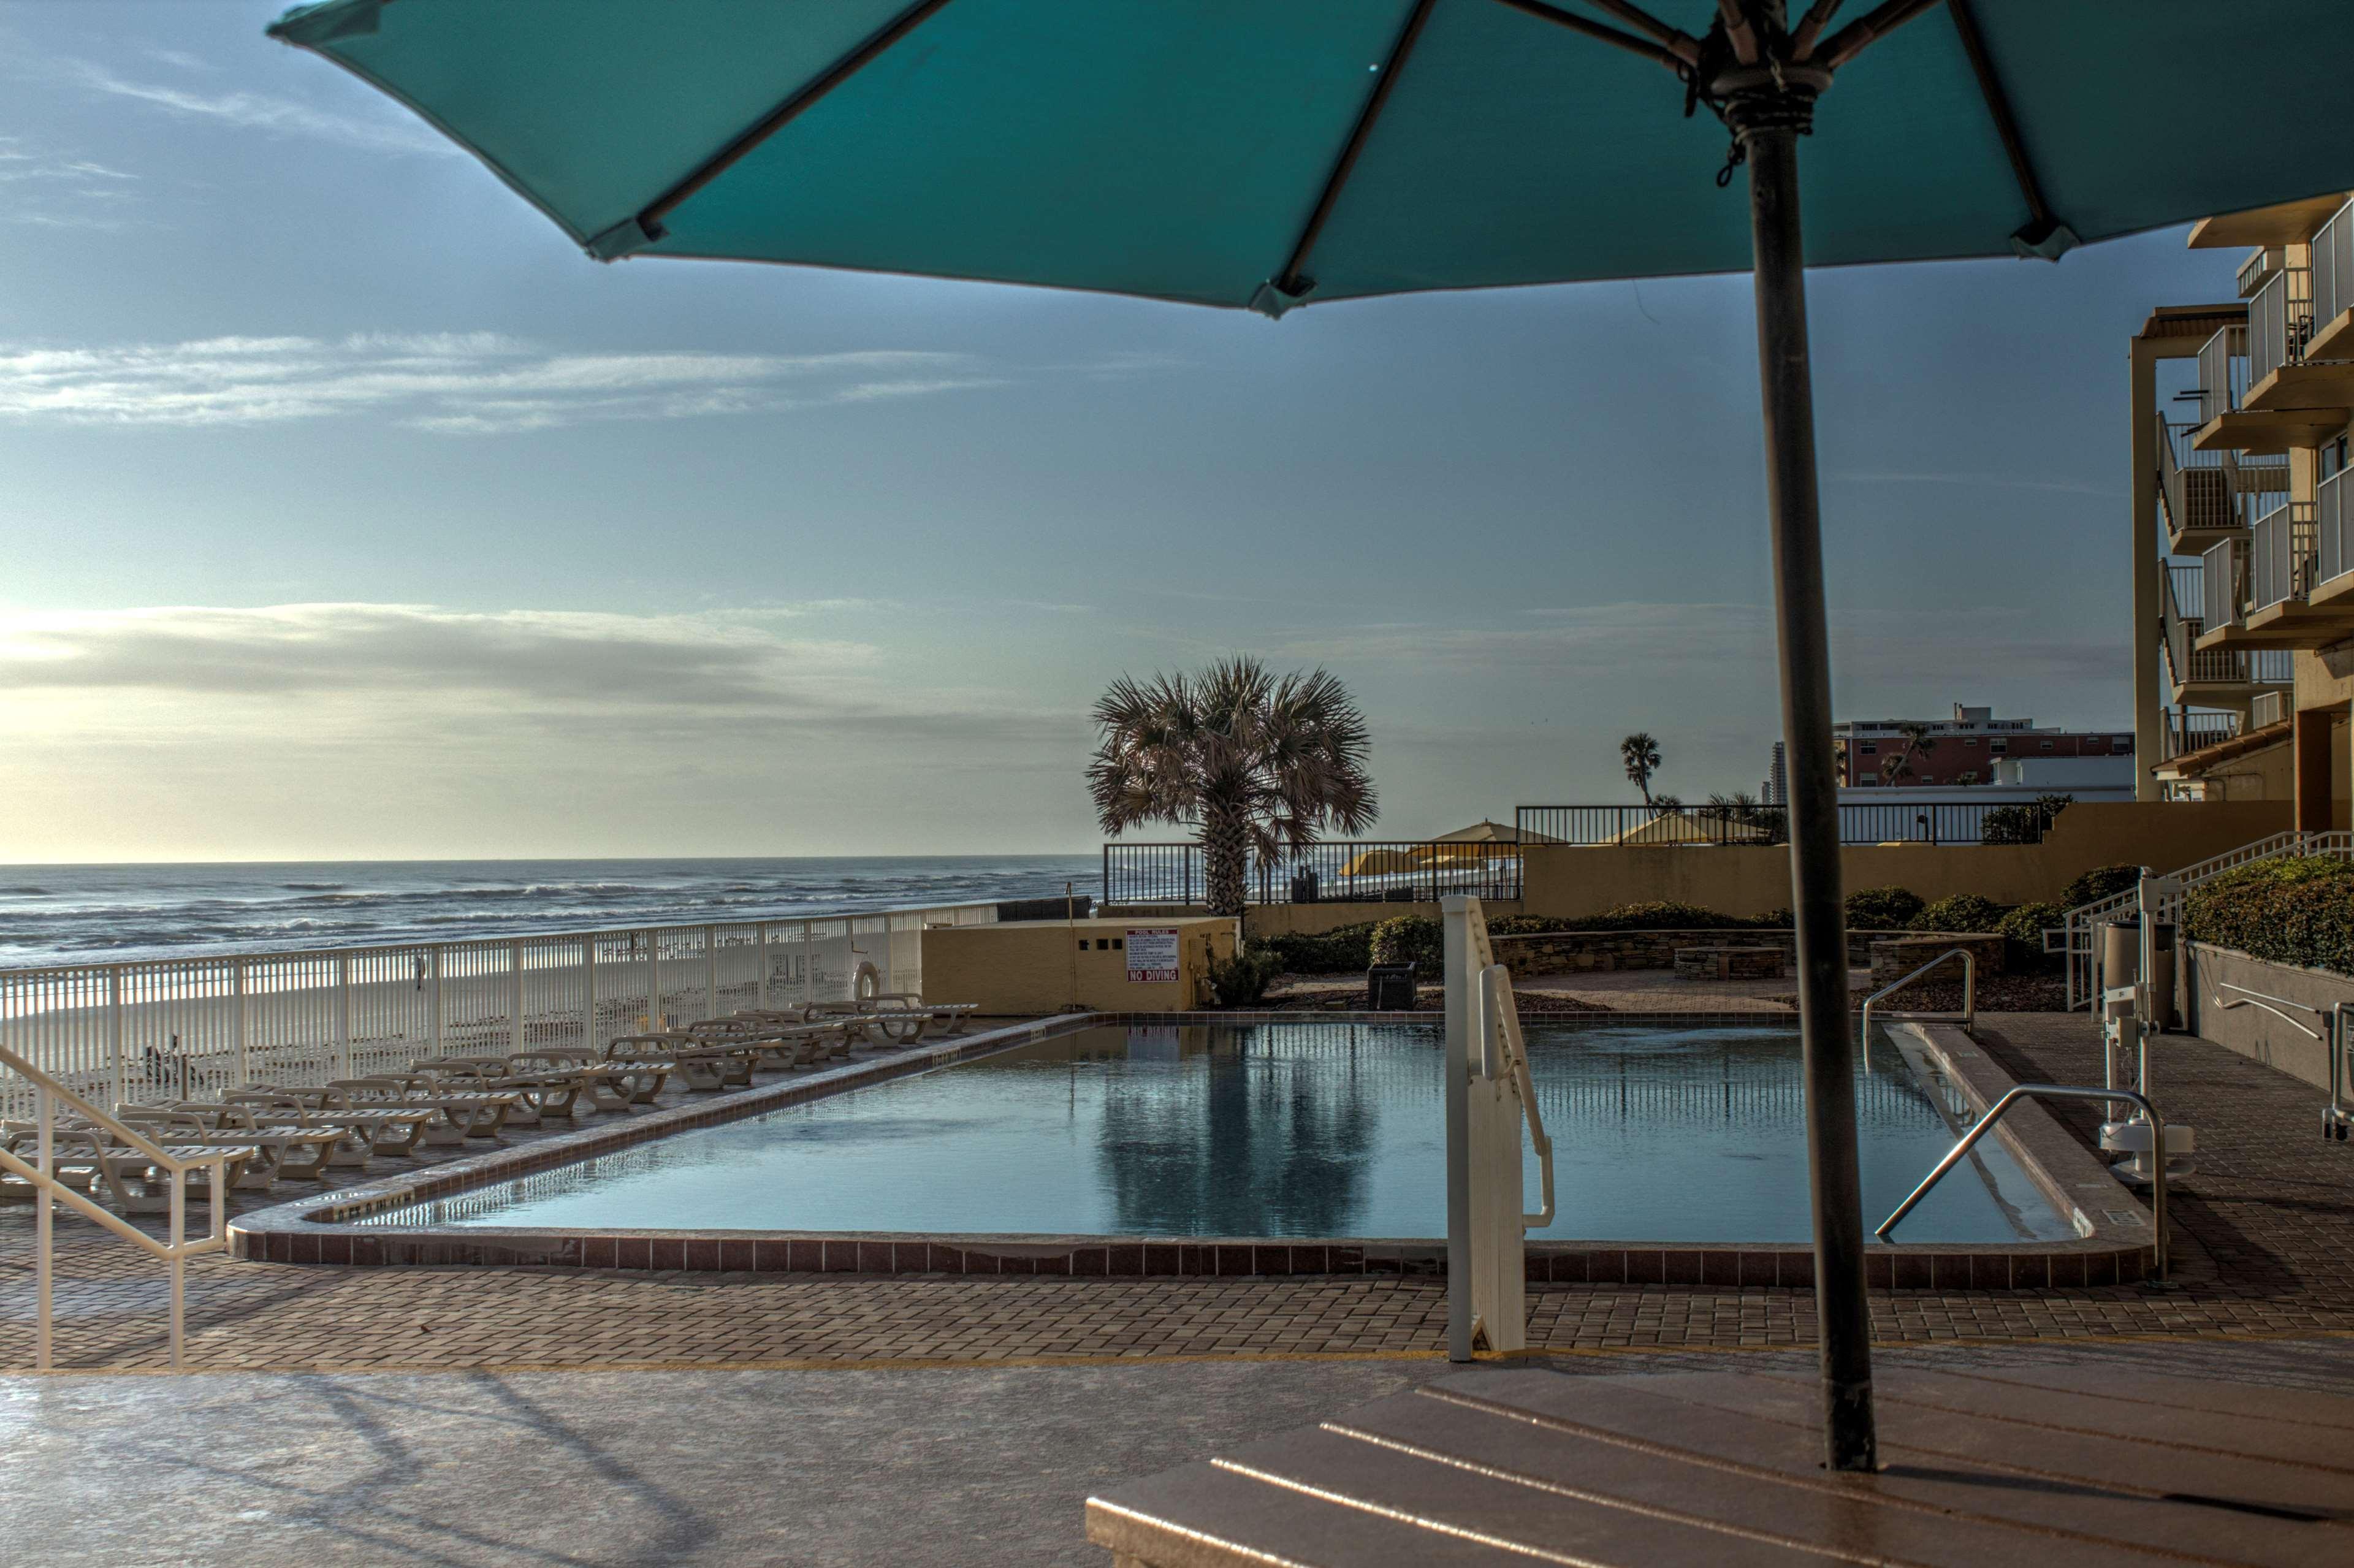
xmin=634 ymin=0 xmax=957 ymax=238
xmin=1815 ymin=0 xmax=1945 ymax=70
xmin=1490 ymin=0 xmax=1688 ymax=72
xmin=1581 ymin=0 xmax=1703 ymax=65
xmin=1943 ymin=0 xmax=2068 ymax=252
xmin=1267 ymin=0 xmax=1439 ymax=300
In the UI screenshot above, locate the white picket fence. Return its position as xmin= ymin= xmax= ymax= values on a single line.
xmin=0 ymin=903 xmax=999 ymax=1118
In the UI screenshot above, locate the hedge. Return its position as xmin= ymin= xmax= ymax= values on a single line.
xmin=2182 ymin=854 xmax=2354 ymax=976
xmin=2061 ymin=864 xmax=2143 ymax=908
xmin=1260 ymin=924 xmax=1376 ymax=975
xmin=1908 ymin=893 xmax=2007 ymax=934
xmin=1995 ymin=900 xmax=2065 ymax=970
xmin=1846 ymin=886 xmax=1924 ymax=931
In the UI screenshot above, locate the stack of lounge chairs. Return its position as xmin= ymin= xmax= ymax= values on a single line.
xmin=1 ymin=991 xmax=981 ymax=1215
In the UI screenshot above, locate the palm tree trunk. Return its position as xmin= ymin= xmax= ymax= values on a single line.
xmin=1201 ymin=810 xmax=1250 ymax=917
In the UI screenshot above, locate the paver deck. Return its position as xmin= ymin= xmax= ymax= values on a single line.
xmin=3 ymin=1013 xmax=2348 ymax=1372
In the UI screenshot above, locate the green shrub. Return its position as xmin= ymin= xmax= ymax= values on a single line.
xmin=1909 ymin=893 xmax=2008 ymax=934
xmin=1203 ymin=942 xmax=1286 ymax=1007
xmin=1845 ymin=886 xmax=1924 ymax=931
xmin=2060 ymin=863 xmax=2143 ymax=908
xmin=1368 ymin=915 xmax=1443 ymax=970
xmin=1981 ymin=793 xmax=2073 ymax=845
xmin=1996 ymin=900 xmax=2065 ymax=970
xmin=2184 ymin=854 xmax=2354 ymax=976
xmin=1259 ymin=923 xmax=1375 ymax=974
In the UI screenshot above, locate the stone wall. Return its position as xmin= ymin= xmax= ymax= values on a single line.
xmin=1867 ymin=933 xmax=2006 ymax=988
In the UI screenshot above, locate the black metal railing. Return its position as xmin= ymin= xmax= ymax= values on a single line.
xmin=1514 ymin=801 xmax=2055 ymax=848
xmin=1101 ymin=840 xmax=1523 ymax=908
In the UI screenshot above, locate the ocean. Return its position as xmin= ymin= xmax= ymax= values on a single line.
xmin=0 ymin=856 xmax=1102 ymax=969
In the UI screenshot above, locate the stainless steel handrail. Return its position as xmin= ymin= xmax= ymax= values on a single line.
xmin=1860 ymin=947 xmax=1975 ymax=1069
xmin=0 ymin=1038 xmax=240 ymax=1370
xmin=1876 ymin=1084 xmax=2168 ymax=1280
xmin=2214 ymin=984 xmax=2353 ymax=1138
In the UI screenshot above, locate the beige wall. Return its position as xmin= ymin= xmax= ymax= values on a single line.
xmin=1100 ymin=900 xmax=1520 ymax=938
xmin=1518 ymin=801 xmax=2290 ymax=919
xmin=922 ymin=916 xmax=1235 ymax=1015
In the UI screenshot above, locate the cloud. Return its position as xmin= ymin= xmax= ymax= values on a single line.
xmin=0 ymin=333 xmax=997 ymax=432
xmin=0 ymin=136 xmax=143 ymax=229
xmin=1829 ymin=469 xmax=2121 ymax=499
xmin=0 ymin=604 xmax=1082 ymax=750
xmin=61 ymin=58 xmax=459 ymax=158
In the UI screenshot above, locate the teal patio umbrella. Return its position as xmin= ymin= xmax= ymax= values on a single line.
xmin=268 ymin=0 xmax=2354 ymax=1470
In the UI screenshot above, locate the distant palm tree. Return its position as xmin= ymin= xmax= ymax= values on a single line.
xmin=1880 ymin=721 xmax=1932 ymax=786
xmin=1620 ymin=733 xmax=1663 ymax=810
xmin=1089 ymin=657 xmax=1377 ymax=917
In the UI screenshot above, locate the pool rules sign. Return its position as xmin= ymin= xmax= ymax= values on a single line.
xmin=1126 ymin=927 xmax=1179 ymax=984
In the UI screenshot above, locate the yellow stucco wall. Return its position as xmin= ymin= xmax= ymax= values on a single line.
xmin=921 ymin=916 xmax=1236 ymax=1015
xmin=1517 ymin=801 xmax=2290 ymax=919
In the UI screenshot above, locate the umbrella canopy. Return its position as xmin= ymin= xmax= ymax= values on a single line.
xmin=269 ymin=0 xmax=2350 ymax=1472
xmin=270 ymin=0 xmax=2354 ymax=304
xmin=1604 ymin=812 xmax=1772 ymax=846
xmin=1427 ymin=819 xmax=1563 ymax=845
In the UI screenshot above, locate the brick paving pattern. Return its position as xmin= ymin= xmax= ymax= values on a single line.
xmin=4 ymin=1013 xmax=2348 ymax=1371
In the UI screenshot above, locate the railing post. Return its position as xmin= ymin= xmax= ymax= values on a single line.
xmin=706 ymin=924 xmax=720 ymax=1021
xmin=168 ymin=1155 xmax=186 ymax=1370
xmin=644 ymin=928 xmax=661 ymax=1030
xmin=756 ymin=923 xmax=770 ymax=1011
xmin=582 ymin=937 xmax=598 ymax=1053
xmin=429 ymin=946 xmax=445 ymax=1054
xmin=509 ymin=941 xmax=525 ymax=1056
xmin=108 ymin=965 xmax=124 ymax=1108
xmin=232 ymin=957 xmax=249 ymax=1086
xmin=337 ymin=954 xmax=353 ymax=1079
xmin=1441 ymin=896 xmax=1474 ymax=1364
xmin=801 ymin=921 xmax=815 ymax=1011
xmin=36 ymin=1083 xmax=52 ymax=1371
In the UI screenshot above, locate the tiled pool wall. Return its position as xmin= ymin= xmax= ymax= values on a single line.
xmin=229 ymin=1012 xmax=2158 ymax=1287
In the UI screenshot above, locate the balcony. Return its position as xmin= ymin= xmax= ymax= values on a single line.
xmin=2160 ymin=708 xmax=2242 ymax=763
xmin=2157 ymin=414 xmax=2285 ymax=552
xmin=2307 ymin=464 xmax=2354 ymax=615
xmin=2252 ymin=688 xmax=2288 ymax=729
xmin=2242 ymin=263 xmax=2354 ymax=415
xmin=2163 ymin=559 xmax=2293 ymax=696
xmin=2306 ymin=197 xmax=2354 ymax=361
xmin=2192 ymin=323 xmax=2349 ymax=453
xmin=2226 ymin=499 xmax=2354 ymax=646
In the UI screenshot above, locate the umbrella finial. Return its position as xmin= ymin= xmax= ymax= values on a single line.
xmin=1247 ymin=279 xmax=1315 ymax=321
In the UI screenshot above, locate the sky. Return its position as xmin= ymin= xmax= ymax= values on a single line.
xmin=0 ymin=1 xmax=2247 ymax=864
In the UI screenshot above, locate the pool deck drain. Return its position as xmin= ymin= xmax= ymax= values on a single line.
xmin=4 ymin=1013 xmax=2349 ymax=1372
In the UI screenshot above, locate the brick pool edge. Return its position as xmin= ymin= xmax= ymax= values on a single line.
xmin=229 ymin=1013 xmax=2158 ymax=1288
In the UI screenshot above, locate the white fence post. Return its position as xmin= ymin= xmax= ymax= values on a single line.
xmin=336 ymin=954 xmax=353 ymax=1079
xmin=706 ymin=924 xmax=720 ymax=1022
xmin=1442 ymin=899 xmax=1473 ymax=1362
xmin=756 ymin=923 xmax=771 ymax=1010
xmin=108 ymin=966 xmax=125 ymax=1108
xmin=581 ymin=937 xmax=596 ymax=1054
xmin=644 ymin=928 xmax=660 ymax=1030
xmin=801 ymin=921 xmax=814 ymax=1010
xmin=232 ymin=957 xmax=249 ymax=1084
xmin=430 ymin=946 xmax=444 ymax=1054
xmin=509 ymin=940 xmax=525 ymax=1054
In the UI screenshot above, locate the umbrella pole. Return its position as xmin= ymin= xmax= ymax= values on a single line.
xmin=1742 ymin=119 xmax=1878 ymax=1474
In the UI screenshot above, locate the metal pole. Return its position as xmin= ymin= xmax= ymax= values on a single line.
xmin=1742 ymin=114 xmax=1876 ymax=1472
xmin=36 ymin=1085 xmax=52 ymax=1371
xmin=1441 ymin=896 xmax=1474 ymax=1363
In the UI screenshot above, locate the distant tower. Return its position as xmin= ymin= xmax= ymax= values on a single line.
xmin=1763 ymin=741 xmax=1787 ymax=805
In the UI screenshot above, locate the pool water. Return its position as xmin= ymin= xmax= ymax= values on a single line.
xmin=365 ymin=1022 xmax=2070 ymax=1243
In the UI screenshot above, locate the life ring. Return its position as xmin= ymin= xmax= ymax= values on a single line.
xmin=853 ymin=961 xmax=883 ymax=1002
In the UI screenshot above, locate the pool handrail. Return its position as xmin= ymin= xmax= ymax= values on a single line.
xmin=1860 ymin=947 xmax=1975 ymax=1069
xmin=1876 ymin=1083 xmax=2168 ymax=1281
xmin=1478 ymin=963 xmax=1555 ymax=1228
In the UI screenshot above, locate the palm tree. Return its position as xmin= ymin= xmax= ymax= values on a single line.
xmin=1620 ymin=733 xmax=1663 ymax=810
xmin=1089 ymin=658 xmax=1377 ymax=917
xmin=1879 ymin=721 xmax=1932 ymax=786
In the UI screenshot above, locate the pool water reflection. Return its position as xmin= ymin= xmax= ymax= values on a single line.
xmin=365 ymin=1022 xmax=2069 ymax=1243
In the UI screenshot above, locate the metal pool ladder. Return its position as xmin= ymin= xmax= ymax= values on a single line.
xmin=1877 ymin=1083 xmax=2169 ymax=1281
xmin=1860 ymin=946 xmax=1976 ymax=1069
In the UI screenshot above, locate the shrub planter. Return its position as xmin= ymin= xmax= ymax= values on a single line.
xmin=1673 ymin=946 xmax=1786 ymax=981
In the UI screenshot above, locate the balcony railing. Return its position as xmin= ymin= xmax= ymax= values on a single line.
xmin=2238 ymin=246 xmax=2284 ymax=300
xmin=2161 ymin=709 xmax=2242 ymax=761
xmin=2252 ymin=689 xmax=2288 ymax=729
xmin=2320 ymin=465 xmax=2354 ymax=589
xmin=2195 ymin=324 xmax=2248 ymax=426
xmin=2250 ymin=499 xmax=2318 ymax=612
xmin=2314 ymin=197 xmax=2354 ymax=335
xmin=2158 ymin=417 xmax=2284 ymax=541
xmin=2202 ymin=535 xmax=2248 ymax=631
xmin=2247 ymin=265 xmax=2316 ymax=390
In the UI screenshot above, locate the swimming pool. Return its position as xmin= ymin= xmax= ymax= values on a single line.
xmin=360 ymin=1021 xmax=2070 ymax=1244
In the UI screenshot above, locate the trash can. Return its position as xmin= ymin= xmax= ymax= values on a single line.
xmin=1289 ymin=866 xmax=1321 ymax=903
xmin=2100 ymin=919 xmax=2177 ymax=1030
xmin=1367 ymin=962 xmax=1418 ymax=1010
